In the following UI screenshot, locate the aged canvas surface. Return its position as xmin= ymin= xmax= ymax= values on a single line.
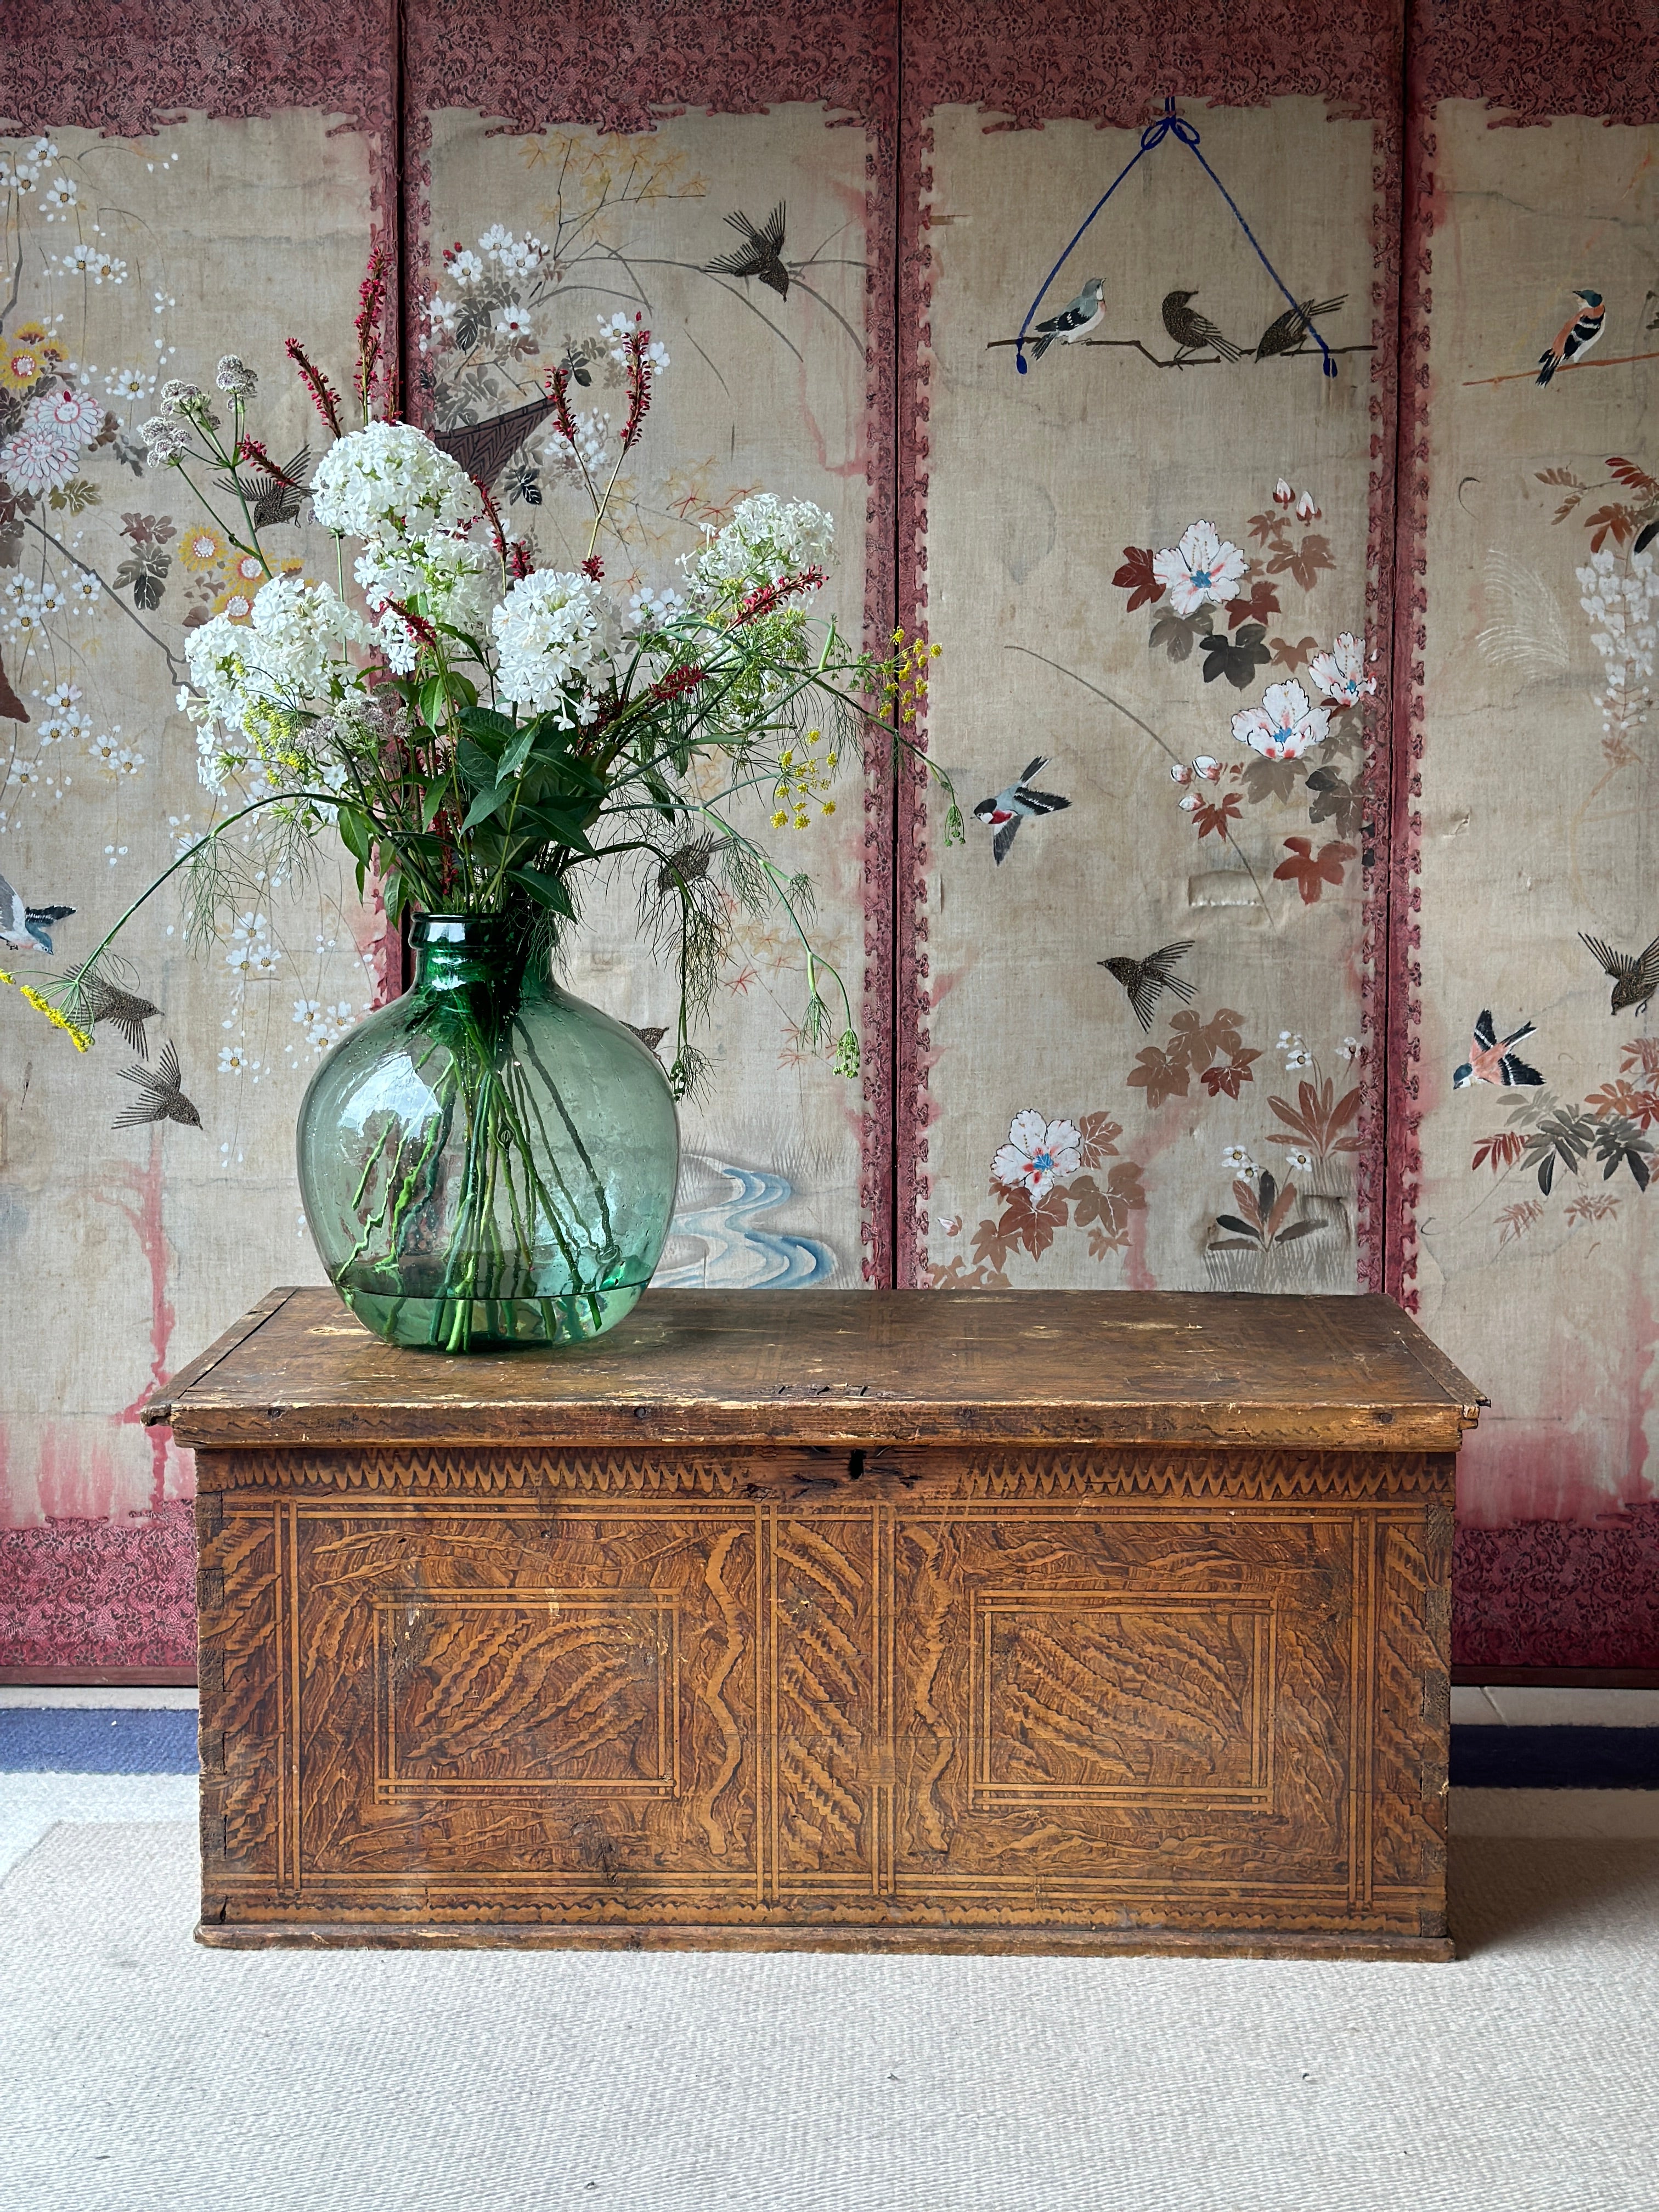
xmin=907 ymin=100 xmax=1385 ymax=1296
xmin=0 ymin=113 xmax=382 ymax=1533
xmin=1410 ymin=105 xmax=1659 ymax=1531
xmin=419 ymin=106 xmax=881 ymax=1293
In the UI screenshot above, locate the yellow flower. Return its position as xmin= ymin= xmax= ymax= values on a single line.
xmin=771 ymin=809 xmax=789 ymax=828
xmin=211 ymin=584 xmax=256 ymax=623
xmin=821 ymin=799 xmax=836 ymax=816
xmin=1 ymin=324 xmax=50 ymax=390
xmin=930 ymin=642 xmax=942 ymax=658
xmin=178 ymin=524 xmax=228 ymax=573
xmin=0 ymin=969 xmax=92 ymax=1050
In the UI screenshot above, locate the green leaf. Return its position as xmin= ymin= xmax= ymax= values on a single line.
xmin=514 ymin=806 xmax=596 ymax=855
xmin=336 ymin=806 xmax=375 ymax=867
xmin=496 ymin=729 xmax=536 ymax=783
xmin=417 ymin=675 xmax=449 ymax=729
xmin=419 ymin=781 xmax=448 ymax=832
xmin=460 ymin=782 xmax=514 ymax=832
xmin=509 ymin=866 xmax=575 ymax=917
xmin=454 ymin=739 xmax=499 ymax=788
xmin=457 ymin=706 xmax=518 ymax=746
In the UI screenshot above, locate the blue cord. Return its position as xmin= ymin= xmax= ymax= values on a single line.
xmin=1015 ymin=97 xmax=1337 ymax=379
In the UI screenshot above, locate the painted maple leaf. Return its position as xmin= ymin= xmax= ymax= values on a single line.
xmin=1274 ymin=836 xmax=1355 ymax=904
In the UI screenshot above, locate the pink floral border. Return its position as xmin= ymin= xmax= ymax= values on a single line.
xmin=893 ymin=1 xmax=1405 ymax=1286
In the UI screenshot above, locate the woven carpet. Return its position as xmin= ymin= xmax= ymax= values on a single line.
xmin=3 ymin=1824 xmax=1657 ymax=2211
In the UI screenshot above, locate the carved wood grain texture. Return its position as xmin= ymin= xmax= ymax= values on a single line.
xmin=197 ymin=1448 xmax=1457 ymax=1951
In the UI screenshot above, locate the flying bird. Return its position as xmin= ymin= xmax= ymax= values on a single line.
xmin=1453 ymin=1010 xmax=1544 ymax=1090
xmin=1254 ymin=294 xmax=1346 ymax=362
xmin=1029 ymin=278 xmax=1105 ymax=360
xmin=430 ymin=393 xmax=559 ymax=492
xmin=1580 ymin=930 xmax=1659 ymax=1017
xmin=0 ymin=871 xmax=73 ymax=954
xmin=76 ymin=974 xmax=162 ymax=1058
xmin=704 ymin=204 xmax=790 ymax=301
xmin=1161 ymin=289 xmax=1244 ymax=364
xmin=972 ymin=757 xmax=1070 ymax=866
xmin=112 ymin=1040 xmax=202 ymax=1131
xmin=217 ymin=445 xmax=311 ymax=532
xmin=624 ymin=1023 xmax=668 ymax=1056
xmin=1537 ymin=289 xmax=1605 ymax=386
xmin=1098 ymin=941 xmax=1198 ymax=1032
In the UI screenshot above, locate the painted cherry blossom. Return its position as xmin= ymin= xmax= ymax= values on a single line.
xmin=1231 ymin=679 xmax=1331 ymax=760
xmin=1308 ymin=631 xmax=1376 ymax=709
xmin=1151 ymin=521 xmax=1246 ymax=617
xmin=991 ymin=1109 xmax=1083 ymax=1201
xmin=1273 ymin=478 xmax=1295 ymax=506
xmin=1295 ymin=489 xmax=1321 ymax=521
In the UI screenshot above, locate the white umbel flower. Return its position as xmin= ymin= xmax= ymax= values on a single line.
xmin=311 ymin=421 xmax=481 ymax=542
xmin=354 ymin=528 xmax=500 ymax=670
xmin=490 ymin=568 xmax=620 ymax=719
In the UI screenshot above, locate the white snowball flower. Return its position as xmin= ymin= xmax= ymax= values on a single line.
xmin=183 ymin=574 xmax=371 ymax=788
xmin=354 ymin=527 xmax=501 ymax=669
xmin=311 ymin=422 xmax=481 ymax=543
xmin=685 ymin=494 xmax=836 ymax=599
xmin=490 ymin=568 xmax=620 ymax=719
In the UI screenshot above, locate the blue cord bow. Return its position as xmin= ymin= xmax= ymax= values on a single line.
xmin=1013 ymin=97 xmax=1338 ymax=380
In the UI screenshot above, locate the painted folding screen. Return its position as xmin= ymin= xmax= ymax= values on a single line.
xmin=1399 ymin=0 xmax=1659 ymax=1664
xmin=896 ymin=8 xmax=1403 ymax=1300
xmin=0 ymin=1 xmax=398 ymax=1667
xmin=404 ymin=0 xmax=901 ymax=1292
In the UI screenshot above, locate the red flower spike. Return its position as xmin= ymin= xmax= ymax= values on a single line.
xmin=285 ymin=338 xmax=342 ymax=438
xmin=387 ymin=598 xmax=441 ymax=654
xmin=236 ymin=436 xmax=304 ymax=489
xmin=543 ymin=365 xmax=579 ymax=449
xmin=733 ymin=567 xmax=828 ymax=625
xmin=647 ymin=663 xmax=707 ymax=706
xmin=506 ymin=538 xmax=535 ymax=580
xmin=580 ymin=554 xmax=604 ymax=582
xmin=621 ymin=327 xmax=653 ymax=452
xmin=354 ymin=248 xmax=390 ymax=413
xmin=472 ymin=475 xmax=508 ymax=565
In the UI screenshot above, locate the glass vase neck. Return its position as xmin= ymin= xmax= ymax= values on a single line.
xmin=409 ymin=912 xmax=541 ymax=992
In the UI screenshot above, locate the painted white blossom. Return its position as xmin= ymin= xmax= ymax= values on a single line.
xmin=1151 ymin=520 xmax=1246 ymax=617
xmin=447 ymin=248 xmax=484 ymax=286
xmin=1231 ymin=679 xmax=1330 ymax=761
xmin=104 ymin=365 xmax=154 ymax=401
xmin=492 ymin=305 xmax=535 ymax=345
xmin=685 ymin=494 xmax=836 ymax=599
xmin=40 ymin=175 xmax=77 ymax=218
xmin=1338 ymin=1036 xmax=1363 ymax=1063
xmin=541 ymin=409 xmax=611 ymax=481
xmin=1283 ymin=1148 xmax=1316 ymax=1173
xmin=1222 ymin=1145 xmax=1259 ymax=1178
xmin=1278 ymin=1031 xmax=1313 ymax=1070
xmin=1576 ymin=547 xmax=1658 ymax=750
xmin=0 ymin=386 xmax=101 ymax=494
xmin=991 ymin=1110 xmax=1082 ymax=1202
xmin=599 ymin=311 xmax=669 ymax=373
xmin=311 ymin=421 xmax=481 ymax=542
xmin=1308 ymin=631 xmax=1376 ymax=709
xmin=490 ymin=568 xmax=620 ymax=719
xmin=628 ymin=584 xmax=685 ymax=633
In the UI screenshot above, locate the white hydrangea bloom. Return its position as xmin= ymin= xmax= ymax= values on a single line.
xmin=685 ymin=494 xmax=835 ymax=599
xmin=490 ymin=569 xmax=620 ymax=720
xmin=311 ymin=422 xmax=481 ymax=542
xmin=183 ymin=574 xmax=371 ymax=790
xmin=354 ymin=527 xmax=501 ymax=670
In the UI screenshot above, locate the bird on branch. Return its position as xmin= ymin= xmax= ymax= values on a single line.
xmin=1161 ymin=290 xmax=1243 ymax=364
xmin=1538 ymin=290 xmax=1605 ymax=386
xmin=1029 ymin=278 xmax=1105 ymax=360
xmin=1254 ymin=295 xmax=1346 ymax=362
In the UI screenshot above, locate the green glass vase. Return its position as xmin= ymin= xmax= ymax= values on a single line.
xmin=296 ymin=914 xmax=679 ymax=1352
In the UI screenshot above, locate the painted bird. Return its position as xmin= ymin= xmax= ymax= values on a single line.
xmin=1161 ymin=289 xmax=1244 ymax=365
xmin=112 ymin=1040 xmax=202 ymax=1131
xmin=0 ymin=871 xmax=72 ymax=954
xmin=1537 ymin=289 xmax=1605 ymax=386
xmin=624 ymin=1023 xmax=668 ymax=1056
xmin=1254 ymin=294 xmax=1346 ymax=362
xmin=1581 ymin=929 xmax=1659 ymax=1017
xmin=216 ymin=445 xmax=310 ymax=532
xmin=1453 ymin=1010 xmax=1544 ymax=1090
xmin=972 ymin=758 xmax=1071 ymax=866
xmin=1029 ymin=277 xmax=1106 ymax=360
xmin=76 ymin=974 xmax=162 ymax=1058
xmin=1098 ymin=941 xmax=1197 ymax=1032
xmin=704 ymin=204 xmax=791 ymax=301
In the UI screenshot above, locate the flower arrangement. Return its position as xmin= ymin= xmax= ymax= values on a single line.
xmin=21 ymin=259 xmax=961 ymax=1350
xmin=40 ymin=260 xmax=959 ymax=1097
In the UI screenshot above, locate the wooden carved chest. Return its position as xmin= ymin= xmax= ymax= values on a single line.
xmin=149 ymin=1287 xmax=1481 ymax=1957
